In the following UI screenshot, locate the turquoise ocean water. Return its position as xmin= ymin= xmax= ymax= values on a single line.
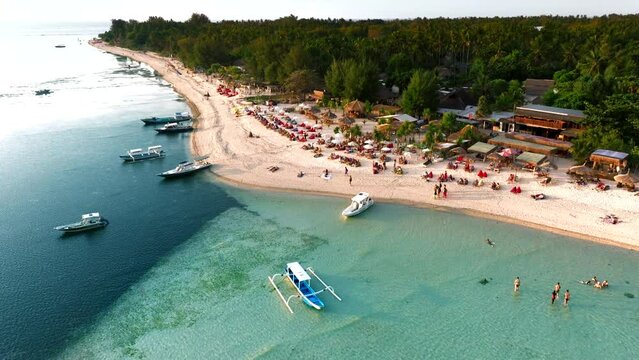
xmin=1 ymin=23 xmax=638 ymax=359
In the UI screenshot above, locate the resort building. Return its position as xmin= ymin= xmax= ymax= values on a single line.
xmin=509 ymin=104 xmax=585 ymax=140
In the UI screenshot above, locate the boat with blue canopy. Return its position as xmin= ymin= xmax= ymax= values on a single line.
xmin=268 ymin=262 xmax=341 ymax=313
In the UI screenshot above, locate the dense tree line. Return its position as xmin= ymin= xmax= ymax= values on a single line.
xmin=100 ymin=14 xmax=639 ymax=165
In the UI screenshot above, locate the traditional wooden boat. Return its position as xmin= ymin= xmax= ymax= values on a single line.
xmin=268 ymin=262 xmax=341 ymax=313
xmin=119 ymin=145 xmax=165 ymax=162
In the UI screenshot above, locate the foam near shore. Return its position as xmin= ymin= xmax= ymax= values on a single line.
xmin=91 ymin=41 xmax=639 ymax=251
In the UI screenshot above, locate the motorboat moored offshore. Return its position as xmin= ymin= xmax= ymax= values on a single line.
xmin=119 ymin=145 xmax=165 ymax=162
xmin=268 ymin=262 xmax=341 ymax=313
xmin=141 ymin=111 xmax=191 ymax=125
xmin=54 ymin=213 xmax=109 ymax=233
xmin=154 ymin=122 xmax=193 ymax=133
xmin=341 ymin=192 xmax=374 ymax=217
xmin=157 ymin=156 xmax=211 ymax=178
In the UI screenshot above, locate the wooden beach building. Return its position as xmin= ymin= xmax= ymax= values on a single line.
xmin=488 ymin=135 xmax=557 ymax=155
xmin=589 ymin=149 xmax=629 ymax=172
xmin=511 ymin=104 xmax=585 ymax=140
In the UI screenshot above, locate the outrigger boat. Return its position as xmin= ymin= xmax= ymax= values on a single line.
xmin=54 ymin=213 xmax=109 ymax=233
xmin=141 ymin=111 xmax=192 ymax=125
xmin=154 ymin=122 xmax=193 ymax=133
xmin=341 ymin=192 xmax=374 ymax=217
xmin=119 ymin=145 xmax=165 ymax=162
xmin=157 ymin=155 xmax=211 ymax=178
xmin=268 ymin=262 xmax=341 ymax=313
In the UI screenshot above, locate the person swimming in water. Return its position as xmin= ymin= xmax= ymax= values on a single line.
xmin=486 ymin=238 xmax=495 ymax=247
xmin=514 ymin=277 xmax=520 ymax=292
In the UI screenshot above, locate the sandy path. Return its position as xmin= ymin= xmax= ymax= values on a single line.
xmin=92 ymin=41 xmax=639 ymax=251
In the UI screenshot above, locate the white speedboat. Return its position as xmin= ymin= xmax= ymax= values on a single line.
xmin=157 ymin=156 xmax=211 ymax=178
xmin=341 ymin=192 xmax=374 ymax=217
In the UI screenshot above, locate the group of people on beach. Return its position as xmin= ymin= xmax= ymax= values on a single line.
xmin=433 ymin=183 xmax=448 ymax=199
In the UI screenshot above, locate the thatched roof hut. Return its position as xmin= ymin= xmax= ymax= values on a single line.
xmin=613 ymin=171 xmax=636 ymax=188
xmin=338 ymin=117 xmax=355 ymax=126
xmin=371 ymin=104 xmax=401 ymax=117
xmin=344 ymin=100 xmax=366 ymax=117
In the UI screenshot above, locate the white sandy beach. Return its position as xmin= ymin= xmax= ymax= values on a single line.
xmin=92 ymin=41 xmax=639 ymax=250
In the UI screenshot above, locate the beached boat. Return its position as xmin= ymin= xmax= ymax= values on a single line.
xmin=341 ymin=192 xmax=374 ymax=217
xmin=154 ymin=122 xmax=193 ymax=133
xmin=54 ymin=213 xmax=108 ymax=233
xmin=119 ymin=145 xmax=165 ymax=162
xmin=140 ymin=111 xmax=191 ymax=125
xmin=54 ymin=45 xmax=66 ymax=48
xmin=268 ymin=262 xmax=341 ymax=313
xmin=157 ymin=156 xmax=211 ymax=178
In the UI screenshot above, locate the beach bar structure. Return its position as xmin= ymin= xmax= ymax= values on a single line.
xmin=504 ymin=132 xmax=572 ymax=153
xmin=512 ymin=104 xmax=585 ymax=140
xmin=467 ymin=141 xmax=497 ymax=161
xmin=515 ymin=152 xmax=547 ymax=167
xmin=589 ymin=149 xmax=629 ymax=171
xmin=488 ymin=135 xmax=557 ymax=155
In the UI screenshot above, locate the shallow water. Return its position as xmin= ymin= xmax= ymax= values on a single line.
xmin=60 ymin=188 xmax=639 ymax=359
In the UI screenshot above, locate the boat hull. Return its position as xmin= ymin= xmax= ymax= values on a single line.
xmin=342 ymin=200 xmax=374 ymax=217
xmin=286 ymin=275 xmax=325 ymax=310
xmin=157 ymin=163 xmax=212 ymax=178
xmin=55 ymin=219 xmax=109 ymax=233
xmin=119 ymin=153 xmax=165 ymax=162
xmin=155 ymin=127 xmax=193 ymax=133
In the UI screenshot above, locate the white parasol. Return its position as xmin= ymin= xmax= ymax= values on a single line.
xmin=363 ymin=144 xmax=374 ymax=150
xmin=381 ymin=147 xmax=391 ymax=152
xmin=422 ymin=148 xmax=432 ymax=153
xmin=348 ymin=141 xmax=358 ymax=147
xmin=364 ymin=139 xmax=375 ymax=144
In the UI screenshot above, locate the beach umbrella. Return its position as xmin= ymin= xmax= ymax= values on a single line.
xmin=500 ymin=148 xmax=514 ymax=157
xmin=364 ymin=139 xmax=374 ymax=144
xmin=403 ymin=151 xmax=412 ymax=158
xmin=322 ymin=133 xmax=332 ymax=140
xmin=313 ymin=124 xmax=322 ymax=129
xmin=348 ymin=141 xmax=358 ymax=147
xmin=406 ymin=144 xmax=415 ymax=148
xmin=422 ymin=148 xmax=432 ymax=153
xmin=363 ymin=144 xmax=374 ymax=150
xmin=381 ymin=147 xmax=391 ymax=152
xmin=334 ymin=133 xmax=344 ymax=141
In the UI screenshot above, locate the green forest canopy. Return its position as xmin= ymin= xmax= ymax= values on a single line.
xmin=100 ymin=14 xmax=639 ymax=166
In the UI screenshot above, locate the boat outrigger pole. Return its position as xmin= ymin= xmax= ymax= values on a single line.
xmin=306 ymin=267 xmax=342 ymax=301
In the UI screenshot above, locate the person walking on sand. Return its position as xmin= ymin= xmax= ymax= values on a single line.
xmin=345 ymin=166 xmax=348 ymax=175
xmin=554 ymin=282 xmax=561 ymax=294
xmin=551 ymin=290 xmax=557 ymax=304
xmin=514 ymin=277 xmax=520 ymax=292
xmin=433 ymin=185 xmax=438 ymax=200
xmin=443 ymin=184 xmax=448 ymax=199
xmin=563 ymin=290 xmax=570 ymax=305
xmin=349 ymin=175 xmax=352 ymax=186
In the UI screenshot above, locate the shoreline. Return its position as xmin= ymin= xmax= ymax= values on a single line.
xmin=212 ymin=172 xmax=639 ymax=252
xmin=90 ymin=41 xmax=639 ymax=252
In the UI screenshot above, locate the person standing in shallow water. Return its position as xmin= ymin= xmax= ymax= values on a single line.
xmin=554 ymin=282 xmax=561 ymax=294
xmin=514 ymin=277 xmax=520 ymax=292
xmin=551 ymin=290 xmax=557 ymax=304
xmin=564 ymin=290 xmax=570 ymax=305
